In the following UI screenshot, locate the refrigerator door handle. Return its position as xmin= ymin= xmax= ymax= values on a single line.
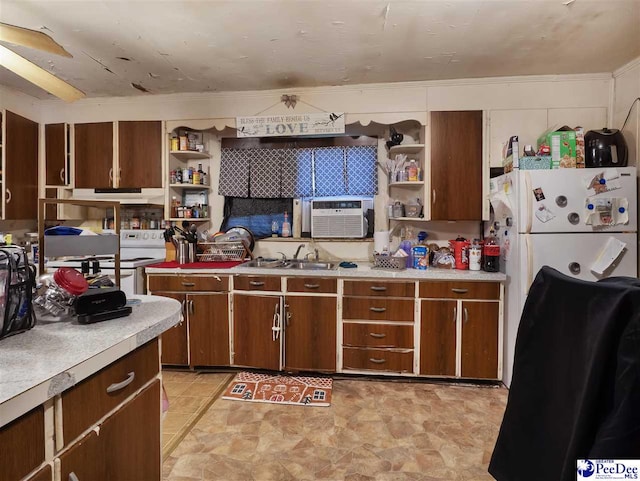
xmin=524 ymin=172 xmax=532 ymax=233
xmin=525 ymin=233 xmax=533 ymax=295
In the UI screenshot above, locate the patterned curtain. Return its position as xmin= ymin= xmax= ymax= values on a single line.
xmin=346 ymin=145 xmax=378 ymax=195
xmin=219 ymin=145 xmax=377 ymax=198
xmin=313 ymin=147 xmax=346 ymax=197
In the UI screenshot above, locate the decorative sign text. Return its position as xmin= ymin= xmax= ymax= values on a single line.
xmin=236 ymin=112 xmax=345 ymax=137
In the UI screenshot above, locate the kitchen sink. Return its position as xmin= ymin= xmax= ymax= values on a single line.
xmin=239 ymin=258 xmax=337 ymax=270
xmin=239 ymin=258 xmax=286 ymax=268
xmin=282 ymin=260 xmax=337 ymax=270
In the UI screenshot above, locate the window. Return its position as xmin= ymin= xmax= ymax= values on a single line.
xmin=218 ymin=137 xmax=378 ymax=237
xmin=231 ymin=384 xmax=246 ymax=394
xmin=313 ymin=390 xmax=326 ymax=401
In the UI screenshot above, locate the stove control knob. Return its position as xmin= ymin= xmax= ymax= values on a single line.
xmin=151 ymin=233 xmax=157 ymax=239
xmin=143 ymin=233 xmax=149 ymax=239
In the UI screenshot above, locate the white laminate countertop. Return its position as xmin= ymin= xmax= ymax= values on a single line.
xmin=0 ymin=295 xmax=181 ymax=427
xmin=146 ymin=262 xmax=507 ymax=282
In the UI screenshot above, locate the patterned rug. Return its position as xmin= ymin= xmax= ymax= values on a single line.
xmin=222 ymin=371 xmax=333 ymax=407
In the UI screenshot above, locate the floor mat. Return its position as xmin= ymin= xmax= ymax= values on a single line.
xmin=222 ymin=371 xmax=333 ymax=406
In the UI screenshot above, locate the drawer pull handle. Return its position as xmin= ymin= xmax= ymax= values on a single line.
xmin=69 ymin=473 xmax=80 ymax=481
xmin=451 ymin=288 xmax=468 ymax=294
xmin=106 ymin=372 xmax=135 ymax=393
xmin=304 ymin=283 xmax=320 ymax=289
xmin=181 ymin=282 xmax=196 ymax=287
xmin=250 ymin=281 xmax=265 ymax=287
xmin=370 ymin=286 xmax=387 ymax=292
xmin=369 ymin=332 xmax=386 ymax=339
xmin=369 ymin=357 xmax=386 ymax=364
xmin=369 ymin=307 xmax=386 ymax=313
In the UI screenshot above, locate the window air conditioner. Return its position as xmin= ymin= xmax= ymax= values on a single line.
xmin=310 ymin=198 xmax=369 ymax=238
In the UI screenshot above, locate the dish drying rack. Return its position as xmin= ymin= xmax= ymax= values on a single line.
xmin=372 ymin=254 xmax=406 ymax=270
xmin=197 ymin=241 xmax=253 ymax=262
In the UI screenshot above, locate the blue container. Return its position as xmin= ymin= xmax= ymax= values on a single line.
xmin=412 ymin=246 xmax=428 ymax=270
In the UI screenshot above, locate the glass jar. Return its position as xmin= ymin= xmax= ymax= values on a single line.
xmin=34 ymin=268 xmax=89 ymax=318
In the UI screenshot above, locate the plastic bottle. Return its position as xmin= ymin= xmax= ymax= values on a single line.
xmin=281 ymin=212 xmax=291 ymax=238
xmin=483 ymin=228 xmax=500 ymax=272
xmin=407 ymin=160 xmax=418 ymax=181
xmin=469 ymin=239 xmax=482 ymax=271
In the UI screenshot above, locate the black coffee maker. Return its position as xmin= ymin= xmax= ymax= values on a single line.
xmin=585 ymin=128 xmax=628 ymax=167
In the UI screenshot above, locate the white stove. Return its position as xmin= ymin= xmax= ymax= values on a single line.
xmin=47 ymin=230 xmax=166 ymax=296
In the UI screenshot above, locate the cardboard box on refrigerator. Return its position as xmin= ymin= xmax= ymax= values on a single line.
xmin=537 ymin=127 xmax=577 ymax=168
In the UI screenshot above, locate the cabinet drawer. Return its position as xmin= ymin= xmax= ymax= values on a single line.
xmin=0 ymin=406 xmax=45 ymax=481
xmin=419 ymin=281 xmax=500 ymax=300
xmin=148 ymin=275 xmax=228 ymax=292
xmin=342 ymin=348 xmax=413 ymax=372
xmin=62 ymin=339 xmax=159 ymax=445
xmin=342 ymin=297 xmax=414 ymax=322
xmin=344 ymin=280 xmax=414 ymax=297
xmin=343 ymin=323 xmax=413 ymax=348
xmin=286 ymin=277 xmax=337 ymax=293
xmin=233 ymin=275 xmax=281 ymax=291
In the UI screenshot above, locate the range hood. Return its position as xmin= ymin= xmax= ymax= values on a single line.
xmin=71 ymin=188 xmax=165 ymax=205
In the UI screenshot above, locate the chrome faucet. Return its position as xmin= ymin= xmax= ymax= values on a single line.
xmin=293 ymin=243 xmax=305 ymax=259
xmin=304 ymin=248 xmax=319 ymax=261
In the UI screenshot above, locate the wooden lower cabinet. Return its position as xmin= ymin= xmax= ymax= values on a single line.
xmin=26 ymin=464 xmax=52 ymax=481
xmin=189 ymin=293 xmax=230 ymax=366
xmin=233 ymin=294 xmax=281 ymax=370
xmin=60 ymin=381 xmax=161 ymax=481
xmin=420 ymin=300 xmax=457 ymax=376
xmin=461 ymin=301 xmax=499 ymax=379
xmin=0 ymin=405 xmax=44 ymax=481
xmin=152 ymin=288 xmax=230 ymax=367
xmin=420 ymin=299 xmax=499 ymax=379
xmin=284 ymin=296 xmax=336 ymax=372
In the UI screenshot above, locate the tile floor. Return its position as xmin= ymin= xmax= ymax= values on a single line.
xmin=162 ymin=372 xmax=508 ymax=481
xmin=162 ymin=370 xmax=234 ymax=458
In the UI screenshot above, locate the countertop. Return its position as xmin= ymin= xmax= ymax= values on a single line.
xmin=0 ymin=295 xmax=181 ymax=427
xmin=146 ymin=262 xmax=507 ymax=282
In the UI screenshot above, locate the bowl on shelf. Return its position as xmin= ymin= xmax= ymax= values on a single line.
xmin=404 ymin=203 xmax=423 ymax=218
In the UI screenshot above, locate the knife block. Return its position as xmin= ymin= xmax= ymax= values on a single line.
xmin=165 ymin=242 xmax=176 ymax=262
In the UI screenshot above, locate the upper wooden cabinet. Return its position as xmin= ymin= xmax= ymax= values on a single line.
xmin=2 ymin=110 xmax=39 ymax=220
xmin=430 ymin=110 xmax=483 ymax=221
xmin=74 ymin=122 xmax=113 ymax=189
xmin=45 ymin=123 xmax=69 ymax=186
xmin=118 ymin=121 xmax=162 ymax=188
xmin=74 ymin=120 xmax=162 ymax=189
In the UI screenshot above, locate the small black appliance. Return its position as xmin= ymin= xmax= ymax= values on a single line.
xmin=585 ymin=128 xmax=628 ymax=167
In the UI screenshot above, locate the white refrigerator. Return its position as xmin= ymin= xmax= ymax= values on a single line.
xmin=490 ymin=167 xmax=638 ymax=387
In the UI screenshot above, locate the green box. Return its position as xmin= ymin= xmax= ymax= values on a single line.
xmin=537 ymin=128 xmax=577 ymax=168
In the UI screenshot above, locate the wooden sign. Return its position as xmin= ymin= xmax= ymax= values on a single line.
xmin=236 ymin=112 xmax=345 ymax=137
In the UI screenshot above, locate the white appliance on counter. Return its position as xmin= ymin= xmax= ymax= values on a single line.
xmin=490 ymin=167 xmax=638 ymax=387
xmin=46 ymin=230 xmax=166 ymax=297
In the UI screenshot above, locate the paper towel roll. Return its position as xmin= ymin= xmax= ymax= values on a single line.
xmin=374 ymin=231 xmax=390 ymax=254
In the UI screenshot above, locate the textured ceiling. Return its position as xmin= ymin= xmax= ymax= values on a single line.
xmin=0 ymin=0 xmax=639 ymax=100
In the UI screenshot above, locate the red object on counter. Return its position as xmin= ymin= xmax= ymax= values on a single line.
xmin=146 ymin=260 xmax=243 ymax=269
xmin=449 ymin=237 xmax=470 ymax=270
xmin=53 ymin=267 xmax=89 ymax=295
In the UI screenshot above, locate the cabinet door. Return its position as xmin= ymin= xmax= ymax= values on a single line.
xmin=188 ymin=293 xmax=230 ymax=367
xmin=461 ymin=301 xmax=499 ymax=379
xmin=430 ymin=111 xmax=483 ymax=221
xmin=59 ymin=430 xmax=104 ymax=481
xmin=233 ymin=294 xmax=281 ymax=370
xmin=420 ymin=300 xmax=457 ymax=376
xmin=118 ymin=121 xmax=162 ymax=188
xmin=45 ymin=123 xmax=67 ymax=186
xmin=100 ymin=380 xmax=161 ymax=481
xmin=0 ymin=405 xmax=44 ymax=481
xmin=27 ymin=464 xmax=52 ymax=481
xmin=156 ymin=292 xmax=189 ymax=366
xmin=74 ymin=122 xmax=113 ymax=188
xmin=284 ymin=296 xmax=336 ymax=372
xmin=5 ymin=111 xmax=38 ymax=220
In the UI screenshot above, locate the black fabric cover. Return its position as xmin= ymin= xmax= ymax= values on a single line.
xmin=489 ymin=266 xmax=640 ymax=481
